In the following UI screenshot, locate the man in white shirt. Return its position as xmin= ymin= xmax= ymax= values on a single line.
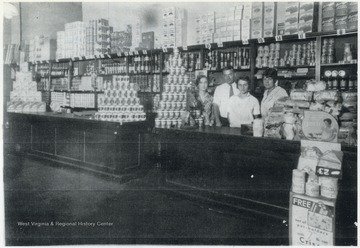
xmin=213 ymin=66 xmax=240 ymax=127
xmin=227 ymin=77 xmax=260 ymax=128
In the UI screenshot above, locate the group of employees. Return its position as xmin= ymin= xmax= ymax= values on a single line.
xmin=194 ymin=66 xmax=288 ymax=127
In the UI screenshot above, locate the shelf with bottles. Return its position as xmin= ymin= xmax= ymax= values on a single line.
xmin=255 ymin=39 xmax=317 ymax=69
xmin=97 ymin=57 xmax=128 ymax=75
xmin=321 ymin=69 xmax=357 ymax=92
xmin=320 ymin=35 xmax=357 ymax=65
xmin=203 ymin=47 xmax=251 ymax=71
xmin=163 ymin=51 xmax=202 ymax=73
xmin=130 ymin=74 xmax=161 ymax=93
xmin=72 ymin=60 xmax=97 ymax=77
xmin=34 ymin=63 xmax=50 ymax=78
xmin=127 ymin=53 xmax=162 ymax=74
xmin=51 ymin=61 xmax=70 ymax=77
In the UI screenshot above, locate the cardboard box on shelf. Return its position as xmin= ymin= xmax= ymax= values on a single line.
xmin=298 ymin=21 xmax=314 ymax=33
xmin=263 ymin=17 xmax=275 ymax=30
xmin=241 ymin=19 xmax=251 ymax=40
xmin=284 ymin=23 xmax=299 ymax=35
xmin=264 ymin=2 xmax=276 ymax=18
xmin=243 ymin=3 xmax=252 ymax=19
xmin=285 ymin=2 xmax=300 ymax=16
xmin=252 ymin=2 xmax=263 ymax=18
xmin=251 ymin=30 xmax=262 ymax=39
xmin=263 ymin=29 xmax=275 ymax=38
xmin=251 ymin=16 xmax=263 ymax=32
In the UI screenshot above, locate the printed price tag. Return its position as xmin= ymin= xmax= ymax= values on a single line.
xmin=336 ymin=29 xmax=346 ymax=35
xmin=275 ymin=35 xmax=283 ymax=42
xmin=205 ymin=43 xmax=212 ymax=50
xmin=242 ymin=39 xmax=249 ymax=45
xmin=316 ymin=166 xmax=342 ymax=179
xmin=182 ymin=46 xmax=188 ymax=51
xmin=55 ymin=59 xmax=59 ymax=63
xmin=217 ymin=42 xmax=223 ymax=48
xmin=142 ymin=50 xmax=147 ymax=55
xmin=298 ymin=33 xmax=306 ymax=39
xmin=162 ymin=47 xmax=168 ymax=53
xmin=257 ymin=38 xmax=265 ymax=44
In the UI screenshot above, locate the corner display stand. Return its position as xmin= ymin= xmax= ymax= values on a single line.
xmin=289 ymin=140 xmax=341 ymax=246
xmin=289 ymin=192 xmax=336 ymax=246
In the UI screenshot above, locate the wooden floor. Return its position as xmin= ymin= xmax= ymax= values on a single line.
xmin=4 ymin=153 xmax=290 ymax=246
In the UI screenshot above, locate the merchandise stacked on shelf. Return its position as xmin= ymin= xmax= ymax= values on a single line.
xmin=161 ymin=7 xmax=188 ymax=48
xmin=321 ymin=2 xmax=358 ymax=32
xmin=155 ymin=49 xmax=189 ymax=128
xmin=130 ymin=75 xmax=160 ymax=93
xmin=110 ymin=25 xmax=132 ymax=54
xmin=131 ymin=17 xmax=142 ymax=49
xmin=29 ymin=35 xmax=56 ymax=61
xmin=50 ymin=92 xmax=70 ymax=111
xmin=195 ymin=12 xmax=215 ymax=45
xmin=99 ymin=59 xmax=127 ymax=75
xmin=4 ymin=44 xmax=20 ymax=65
xmin=7 ymin=71 xmax=46 ymax=113
xmin=51 ymin=62 xmax=69 ymax=91
xmin=256 ymin=41 xmax=316 ymax=68
xmin=251 ymin=2 xmax=277 ymax=38
xmin=51 ymin=92 xmax=95 ymax=111
xmin=322 ymin=70 xmax=357 ymax=91
xmin=321 ymin=38 xmax=357 ymax=65
xmin=35 ymin=63 xmax=50 ymax=91
xmin=205 ymin=48 xmax=250 ymax=70
xmin=94 ymin=75 xmax=146 ymax=122
xmin=262 ymin=78 xmax=357 ymax=145
xmin=87 ymin=19 xmax=113 ymax=56
xmin=165 ymin=52 xmax=201 ymax=72
xmin=283 ymin=3 xmax=317 ymax=35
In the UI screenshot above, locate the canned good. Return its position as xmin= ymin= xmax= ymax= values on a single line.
xmin=327 ymin=55 xmax=334 ymax=64
xmin=181 ymin=101 xmax=187 ymax=109
xmin=160 ymin=119 xmax=166 ymax=128
xmin=168 ymin=93 xmax=174 ymax=102
xmin=166 ymin=119 xmax=172 ymax=128
xmin=162 ymin=93 xmax=169 ymax=102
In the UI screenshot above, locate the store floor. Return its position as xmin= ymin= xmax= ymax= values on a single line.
xmin=4 ymin=153 xmax=288 ymax=246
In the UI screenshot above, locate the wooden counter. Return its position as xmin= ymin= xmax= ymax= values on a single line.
xmin=6 ymin=112 xmax=149 ymax=178
xmin=156 ymin=126 xmax=357 ymax=244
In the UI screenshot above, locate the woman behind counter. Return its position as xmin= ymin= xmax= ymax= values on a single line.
xmin=261 ymin=68 xmax=288 ymax=117
xmin=195 ymin=75 xmax=214 ymax=126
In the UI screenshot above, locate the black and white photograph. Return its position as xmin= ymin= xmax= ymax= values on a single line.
xmin=2 ymin=1 xmax=358 ymax=246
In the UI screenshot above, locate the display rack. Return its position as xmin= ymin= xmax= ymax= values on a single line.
xmin=27 ymin=29 xmax=357 ymax=112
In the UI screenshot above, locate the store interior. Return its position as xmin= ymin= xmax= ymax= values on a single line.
xmin=3 ymin=2 xmax=358 ymax=246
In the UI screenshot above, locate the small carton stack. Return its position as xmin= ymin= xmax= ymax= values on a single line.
xmin=263 ymin=2 xmax=276 ymax=37
xmin=321 ymin=2 xmax=336 ymax=31
xmin=29 ymin=35 xmax=56 ymax=61
xmin=56 ymin=31 xmax=65 ymax=59
xmin=131 ymin=17 xmax=142 ymax=49
xmin=251 ymin=2 xmax=264 ymax=39
xmin=284 ymin=2 xmax=300 ymax=35
xmin=195 ymin=12 xmax=215 ymax=45
xmin=86 ymin=19 xmax=113 ymax=57
xmin=8 ymin=71 xmax=46 ymax=113
xmin=64 ymin=21 xmax=87 ymax=58
xmin=299 ymin=3 xmax=317 ymax=34
xmin=110 ymin=26 xmax=132 ymax=54
xmin=162 ymin=7 xmax=188 ymax=48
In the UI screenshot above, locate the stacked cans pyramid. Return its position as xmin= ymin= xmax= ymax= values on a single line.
xmin=155 ymin=48 xmax=190 ymax=128
xmin=95 ymin=75 xmax=146 ymax=122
